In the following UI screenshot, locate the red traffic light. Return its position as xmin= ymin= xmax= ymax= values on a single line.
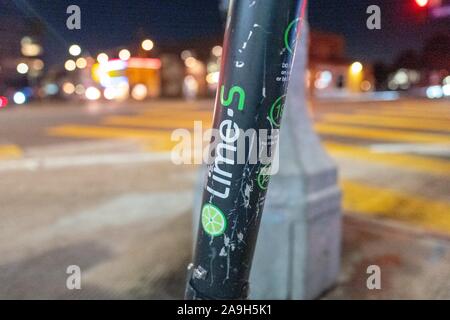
xmin=0 ymin=96 xmax=8 ymax=108
xmin=415 ymin=0 xmax=429 ymax=7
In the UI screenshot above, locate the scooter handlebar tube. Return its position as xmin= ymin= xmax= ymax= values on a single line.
xmin=186 ymin=0 xmax=307 ymax=300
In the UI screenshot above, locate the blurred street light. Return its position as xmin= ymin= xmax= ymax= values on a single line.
xmin=206 ymin=71 xmax=220 ymax=85
xmin=444 ymin=76 xmax=450 ymax=85
xmin=16 ymin=63 xmax=29 ymax=74
xmin=13 ymin=92 xmax=26 ymax=105
xmin=97 ymin=53 xmax=109 ymax=64
xmin=62 ymin=82 xmax=75 ymax=95
xmin=75 ymin=84 xmax=85 ymax=95
xmin=64 ymin=59 xmax=76 ymax=71
xmin=185 ymin=57 xmax=198 ymax=69
xmin=103 ymin=87 xmax=116 ymax=100
xmin=348 ymin=62 xmax=364 ymax=93
xmin=44 ymin=83 xmax=59 ymax=96
xmin=0 ymin=96 xmax=8 ymax=108
xmin=85 ymin=87 xmax=101 ymax=100
xmin=131 ymin=84 xmax=148 ymax=100
xmin=119 ymin=49 xmax=131 ymax=61
xmin=360 ymin=80 xmax=372 ymax=92
xmin=426 ymin=85 xmax=443 ymax=99
xmin=443 ymin=84 xmax=450 ymax=96
xmin=141 ymin=39 xmax=154 ymax=51
xmin=21 ymin=36 xmax=32 ymax=46
xmin=69 ymin=44 xmax=82 ymax=56
xmin=212 ymin=45 xmax=223 ymax=57
xmin=21 ymin=44 xmax=42 ymax=57
xmin=21 ymin=37 xmax=42 ymax=57
xmin=181 ymin=50 xmax=193 ymax=60
xmin=32 ymin=59 xmax=44 ymax=71
xmin=350 ymin=61 xmax=363 ymax=74
xmin=415 ymin=0 xmax=429 ymax=8
xmin=76 ymin=57 xmax=87 ymax=69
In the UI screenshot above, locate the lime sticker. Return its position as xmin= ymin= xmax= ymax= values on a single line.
xmin=269 ymin=95 xmax=286 ymax=128
xmin=202 ymin=204 xmax=227 ymax=237
xmin=284 ymin=18 xmax=300 ymax=54
xmin=257 ymin=165 xmax=271 ymax=190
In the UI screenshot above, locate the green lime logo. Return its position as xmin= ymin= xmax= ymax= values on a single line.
xmin=269 ymin=95 xmax=286 ymax=128
xmin=201 ymin=204 xmax=227 ymax=237
xmin=284 ymin=18 xmax=300 ymax=54
xmin=257 ymin=165 xmax=271 ymax=190
xmin=220 ymin=85 xmax=246 ymax=111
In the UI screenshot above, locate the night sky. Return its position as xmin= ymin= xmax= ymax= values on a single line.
xmin=2 ymin=0 xmax=449 ymax=65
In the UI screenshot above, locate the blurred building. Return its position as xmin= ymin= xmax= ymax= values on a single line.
xmin=0 ymin=15 xmax=45 ymax=96
xmin=308 ymin=31 xmax=374 ymax=98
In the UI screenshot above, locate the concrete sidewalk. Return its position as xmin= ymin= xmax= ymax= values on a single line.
xmin=0 ymin=143 xmax=449 ymax=299
xmin=133 ymin=212 xmax=450 ymax=300
xmin=325 ymin=215 xmax=450 ymax=299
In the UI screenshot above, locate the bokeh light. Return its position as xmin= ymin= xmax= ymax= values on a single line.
xmin=0 ymin=96 xmax=8 ymax=108
xmin=75 ymin=84 xmax=86 ymax=95
xmin=426 ymin=86 xmax=443 ymax=99
xmin=64 ymin=59 xmax=76 ymax=71
xmin=17 ymin=63 xmax=29 ymax=74
xmin=76 ymin=57 xmax=87 ymax=69
xmin=185 ymin=57 xmax=198 ymax=69
xmin=85 ymin=87 xmax=101 ymax=100
xmin=69 ymin=44 xmax=82 ymax=56
xmin=13 ymin=92 xmax=26 ymax=105
xmin=415 ymin=0 xmax=429 ymax=8
xmin=85 ymin=87 xmax=102 ymax=101
xmin=62 ymin=82 xmax=75 ymax=95
xmin=212 ymin=45 xmax=223 ymax=57
xmin=97 ymin=53 xmax=109 ymax=64
xmin=104 ymin=87 xmax=116 ymax=100
xmin=141 ymin=39 xmax=154 ymax=51
xmin=181 ymin=50 xmax=193 ymax=61
xmin=131 ymin=84 xmax=148 ymax=101
xmin=32 ymin=59 xmax=44 ymax=71
xmin=350 ymin=62 xmax=363 ymax=74
xmin=206 ymin=72 xmax=220 ymax=85
xmin=119 ymin=49 xmax=131 ymax=61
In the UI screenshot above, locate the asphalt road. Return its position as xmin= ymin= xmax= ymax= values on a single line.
xmin=0 ymin=97 xmax=449 ymax=299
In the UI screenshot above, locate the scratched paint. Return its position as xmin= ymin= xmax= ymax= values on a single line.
xmin=186 ymin=0 xmax=307 ymax=300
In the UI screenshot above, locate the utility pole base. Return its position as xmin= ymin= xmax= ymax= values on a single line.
xmin=249 ymin=21 xmax=342 ymax=300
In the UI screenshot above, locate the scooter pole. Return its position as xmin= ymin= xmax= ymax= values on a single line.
xmin=186 ymin=0 xmax=307 ymax=300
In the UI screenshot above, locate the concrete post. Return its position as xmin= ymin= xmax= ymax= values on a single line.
xmin=249 ymin=19 xmax=342 ymax=300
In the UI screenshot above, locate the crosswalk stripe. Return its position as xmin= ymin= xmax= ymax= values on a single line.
xmin=314 ymin=123 xmax=450 ymax=144
xmin=48 ymin=125 xmax=171 ymax=139
xmin=342 ymin=180 xmax=450 ymax=234
xmin=47 ymin=125 xmax=175 ymax=150
xmin=0 ymin=144 xmax=22 ymax=160
xmin=355 ymin=109 xmax=450 ymax=120
xmin=387 ymin=104 xmax=450 ymax=113
xmin=324 ymin=142 xmax=450 ymax=176
xmin=103 ymin=116 xmax=212 ymax=129
xmin=140 ymin=109 xmax=212 ymax=116
xmin=321 ymin=114 xmax=450 ymax=133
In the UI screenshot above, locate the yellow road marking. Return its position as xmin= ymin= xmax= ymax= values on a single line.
xmin=47 ymin=125 xmax=193 ymax=152
xmin=355 ymin=109 xmax=450 ymax=120
xmin=48 ymin=125 xmax=172 ymax=140
xmin=383 ymin=103 xmax=449 ymax=113
xmin=141 ymin=109 xmax=212 ymax=117
xmin=342 ymin=180 xmax=450 ymax=234
xmin=103 ymin=116 xmax=212 ymax=129
xmin=321 ymin=114 xmax=450 ymax=133
xmin=324 ymin=142 xmax=450 ymax=176
xmin=0 ymin=144 xmax=22 ymax=160
xmin=314 ymin=123 xmax=450 ymax=143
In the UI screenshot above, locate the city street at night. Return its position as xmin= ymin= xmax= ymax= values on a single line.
xmin=1 ymin=0 xmax=450 ymax=305
xmin=0 ymin=98 xmax=449 ymax=299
